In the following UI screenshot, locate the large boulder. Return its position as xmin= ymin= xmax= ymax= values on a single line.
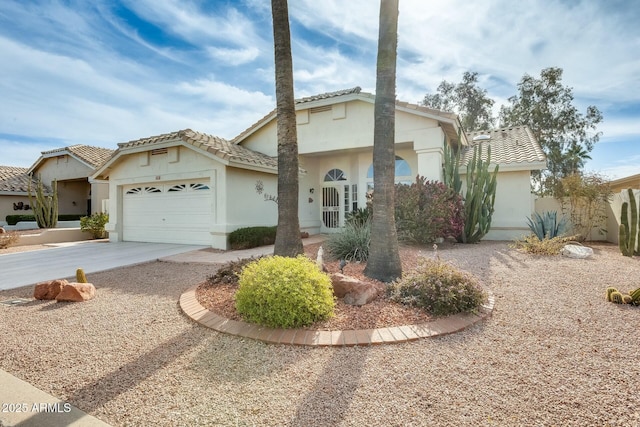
xmin=34 ymin=279 xmax=69 ymax=300
xmin=55 ymin=282 xmax=96 ymax=302
xmin=330 ymin=273 xmax=383 ymax=306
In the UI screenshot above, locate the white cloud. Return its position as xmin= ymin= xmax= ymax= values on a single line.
xmin=206 ymin=46 xmax=260 ymax=66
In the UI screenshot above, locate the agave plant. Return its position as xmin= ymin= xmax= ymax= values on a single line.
xmin=527 ymin=211 xmax=569 ymax=240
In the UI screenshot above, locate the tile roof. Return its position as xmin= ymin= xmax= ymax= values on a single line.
xmin=0 ymin=166 xmax=37 ymax=193
xmin=38 ymin=145 xmax=114 ymax=169
xmin=461 ymin=126 xmax=546 ymax=168
xmin=117 ymin=129 xmax=280 ymax=171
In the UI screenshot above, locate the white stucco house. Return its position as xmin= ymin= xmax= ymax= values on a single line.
xmin=92 ymin=87 xmax=546 ymax=248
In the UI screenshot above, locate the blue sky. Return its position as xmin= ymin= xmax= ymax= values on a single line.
xmin=1 ymin=0 xmax=638 ymax=179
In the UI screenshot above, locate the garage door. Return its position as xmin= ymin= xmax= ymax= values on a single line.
xmin=123 ymin=181 xmax=213 ymax=245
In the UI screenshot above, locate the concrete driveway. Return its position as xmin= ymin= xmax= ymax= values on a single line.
xmin=0 ymin=241 xmax=206 ymax=291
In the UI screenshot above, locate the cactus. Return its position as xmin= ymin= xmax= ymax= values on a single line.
xmin=605 ymin=287 xmax=618 ymax=302
xmin=610 ymin=291 xmax=624 ymax=304
xmin=460 ymin=143 xmax=499 ymax=243
xmin=28 ymin=175 xmax=58 ymax=229
xmin=442 ymin=135 xmax=462 ymax=194
xmin=619 ymin=189 xmax=638 ymax=257
xmin=622 ymin=294 xmax=633 ymax=304
xmin=76 ymin=268 xmax=88 ymax=283
xmin=630 ymin=287 xmax=640 ymax=305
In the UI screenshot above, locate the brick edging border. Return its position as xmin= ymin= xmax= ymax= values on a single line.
xmin=179 ymin=286 xmax=495 ymax=346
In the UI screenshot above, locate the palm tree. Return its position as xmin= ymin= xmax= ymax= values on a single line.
xmin=271 ymin=0 xmax=303 ymax=257
xmin=563 ymin=143 xmax=592 ymax=176
xmin=364 ymin=0 xmax=402 ymax=282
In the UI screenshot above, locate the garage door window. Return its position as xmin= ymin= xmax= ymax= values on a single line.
xmin=125 ymin=186 xmax=162 ymax=195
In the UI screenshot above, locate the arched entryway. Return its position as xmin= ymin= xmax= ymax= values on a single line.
xmin=321 ymin=168 xmax=357 ymax=232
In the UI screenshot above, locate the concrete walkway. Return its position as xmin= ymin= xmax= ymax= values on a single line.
xmin=0 ymin=370 xmax=111 ymax=427
xmin=0 ymin=241 xmax=206 ymax=290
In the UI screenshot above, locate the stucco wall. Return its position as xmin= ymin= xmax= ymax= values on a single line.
xmin=225 ymin=168 xmax=278 ymax=229
xmin=0 ymin=195 xmax=32 ymax=225
xmin=534 ymin=197 xmax=609 ymax=241
xmin=461 ymin=170 xmax=534 ymax=240
xmin=35 ymin=155 xmax=94 ymax=182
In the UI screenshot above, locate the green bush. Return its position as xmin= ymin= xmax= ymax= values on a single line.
xmin=235 ymin=255 xmax=335 ymax=328
xmin=5 ymin=214 xmax=84 ymax=225
xmin=388 ymin=257 xmax=486 ymax=316
xmin=394 ymin=177 xmax=464 ymax=244
xmin=326 ymin=219 xmax=370 ymax=262
xmin=80 ymin=212 xmax=109 ymax=239
xmin=228 ymin=226 xmax=277 ymax=249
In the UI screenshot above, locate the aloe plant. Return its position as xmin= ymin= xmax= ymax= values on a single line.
xmin=527 ymin=211 xmax=569 ymax=240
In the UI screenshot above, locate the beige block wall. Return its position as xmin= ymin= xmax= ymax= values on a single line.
xmin=534 ymin=197 xmax=609 ymax=241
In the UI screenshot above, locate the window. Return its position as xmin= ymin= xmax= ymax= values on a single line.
xmin=324 ymin=168 xmax=347 ymax=182
xmin=366 ymin=156 xmax=412 ymax=189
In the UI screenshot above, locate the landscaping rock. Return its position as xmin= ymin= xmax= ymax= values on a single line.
xmin=330 ymin=273 xmax=383 ymax=306
xmin=55 ymin=282 xmax=96 ymax=302
xmin=33 ymin=279 xmax=69 ymax=300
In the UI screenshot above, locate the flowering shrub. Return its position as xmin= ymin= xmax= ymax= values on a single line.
xmin=387 ymin=256 xmax=486 ymax=316
xmin=394 ymin=176 xmax=464 ymax=244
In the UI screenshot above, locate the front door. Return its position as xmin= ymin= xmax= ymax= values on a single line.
xmin=322 ymin=186 xmax=341 ymax=231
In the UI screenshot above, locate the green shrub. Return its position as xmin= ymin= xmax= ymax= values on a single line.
xmin=388 ymin=257 xmax=486 ymax=316
xmin=511 ymin=234 xmax=577 ymax=255
xmin=5 ymin=214 xmax=84 ymax=225
xmin=394 ymin=176 xmax=464 ymax=244
xmin=80 ymin=212 xmax=109 ymax=239
xmin=228 ymin=226 xmax=277 ymax=250
xmin=235 ymin=255 xmax=335 ymax=328
xmin=0 ymin=231 xmax=20 ymax=249
xmin=325 ymin=219 xmax=370 ymax=262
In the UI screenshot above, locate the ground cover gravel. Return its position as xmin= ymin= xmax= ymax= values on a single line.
xmin=0 ymin=241 xmax=639 ymax=426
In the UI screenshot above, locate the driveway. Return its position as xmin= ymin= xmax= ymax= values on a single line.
xmin=0 ymin=241 xmax=206 ymax=291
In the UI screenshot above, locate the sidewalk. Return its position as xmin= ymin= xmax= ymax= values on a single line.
xmin=0 ymin=370 xmax=111 ymax=427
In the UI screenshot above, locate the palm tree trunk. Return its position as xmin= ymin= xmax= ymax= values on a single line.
xmin=364 ymin=0 xmax=402 ymax=282
xmin=271 ymin=0 xmax=303 ymax=257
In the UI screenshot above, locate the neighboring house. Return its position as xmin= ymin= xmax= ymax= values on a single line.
xmin=93 ymin=87 xmax=547 ymax=248
xmin=28 ymin=145 xmax=114 ymax=217
xmin=609 ymin=173 xmax=640 ymax=193
xmin=0 ymin=166 xmax=40 ymax=225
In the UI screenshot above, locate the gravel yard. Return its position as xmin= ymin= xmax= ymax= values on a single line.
xmin=1 ymin=241 xmax=639 ymax=426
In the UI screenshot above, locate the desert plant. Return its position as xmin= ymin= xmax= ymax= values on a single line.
xmin=527 ymin=211 xmax=569 ymax=240
xmin=605 ymin=287 xmax=618 ymax=302
xmin=28 ymin=175 xmax=58 ymax=229
xmin=394 ymin=176 xmax=464 ymax=244
xmin=610 ymin=291 xmax=624 ymax=304
xmin=0 ymin=230 xmax=20 ymax=249
xmin=555 ymin=173 xmax=612 ymax=242
xmin=325 ymin=219 xmax=371 ymax=262
xmin=387 ymin=257 xmax=487 ymax=316
xmin=630 ymin=288 xmax=640 ymax=305
xmin=442 ymin=136 xmax=462 ymax=194
xmin=460 ymin=144 xmax=499 ymax=243
xmin=80 ymin=212 xmax=109 ymax=239
xmin=228 ymin=226 xmax=277 ymax=250
xmin=345 ymin=208 xmax=371 ymax=227
xmin=511 ymin=235 xmax=577 ymax=255
xmin=235 ymin=255 xmax=335 ymax=328
xmin=619 ymin=188 xmax=638 ymax=257
xmin=206 ymin=256 xmax=263 ymax=286
xmin=76 ymin=268 xmax=88 ymax=283
xmin=606 ymin=287 xmax=640 ymax=305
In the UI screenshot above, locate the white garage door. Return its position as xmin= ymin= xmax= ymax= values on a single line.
xmin=123 ymin=181 xmax=213 ymax=245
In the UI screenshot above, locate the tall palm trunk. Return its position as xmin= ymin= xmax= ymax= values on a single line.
xmin=364 ymin=0 xmax=402 ymax=282
xmin=271 ymin=0 xmax=303 ymax=257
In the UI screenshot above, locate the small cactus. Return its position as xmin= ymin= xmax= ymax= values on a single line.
xmin=630 ymin=288 xmax=640 ymax=305
xmin=605 ymin=287 xmax=618 ymax=302
xmin=610 ymin=291 xmax=624 ymax=304
xmin=622 ymin=294 xmax=633 ymax=304
xmin=76 ymin=268 xmax=88 ymax=283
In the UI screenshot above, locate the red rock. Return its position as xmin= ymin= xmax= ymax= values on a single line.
xmin=55 ymin=282 xmax=96 ymax=302
xmin=33 ymin=279 xmax=68 ymax=300
xmin=330 ymin=273 xmax=384 ymax=306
